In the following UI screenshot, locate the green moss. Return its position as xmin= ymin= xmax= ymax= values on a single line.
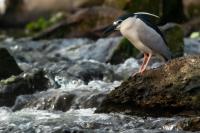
xmin=0 ymin=75 xmax=18 ymax=85
xmin=190 ymin=32 xmax=200 ymax=39
xmin=109 ymin=38 xmax=140 ymax=64
xmin=164 ymin=25 xmax=184 ymax=57
xmin=26 ymin=17 xmax=51 ymax=33
xmin=26 ymin=12 xmax=66 ymax=34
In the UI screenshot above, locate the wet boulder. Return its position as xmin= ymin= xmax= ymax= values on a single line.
xmin=160 ymin=23 xmax=184 ymax=57
xmin=177 ymin=117 xmax=200 ymax=132
xmin=96 ymin=55 xmax=200 ymax=117
xmin=0 ymin=48 xmax=22 ymax=80
xmin=107 ymin=38 xmax=140 ymax=64
xmin=12 ymin=80 xmax=119 ymax=112
xmin=0 ymin=70 xmax=49 ymax=107
xmin=12 ymin=89 xmax=107 ymax=112
xmin=12 ymin=90 xmax=75 ymax=111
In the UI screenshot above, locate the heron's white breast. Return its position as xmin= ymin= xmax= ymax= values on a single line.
xmin=120 ymin=17 xmax=154 ymax=53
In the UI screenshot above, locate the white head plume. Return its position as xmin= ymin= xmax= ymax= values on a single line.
xmin=134 ymin=12 xmax=160 ymax=18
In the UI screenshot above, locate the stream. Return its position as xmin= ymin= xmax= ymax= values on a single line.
xmin=0 ymin=37 xmax=199 ymax=133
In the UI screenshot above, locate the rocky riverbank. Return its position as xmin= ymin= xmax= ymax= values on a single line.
xmin=0 ymin=35 xmax=199 ymax=132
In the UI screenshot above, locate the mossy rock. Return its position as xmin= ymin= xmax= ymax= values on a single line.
xmin=26 ymin=12 xmax=66 ymax=34
xmin=0 ymin=70 xmax=49 ymax=107
xmin=160 ymin=23 xmax=184 ymax=57
xmin=178 ymin=117 xmax=200 ymax=132
xmin=108 ymin=38 xmax=139 ymax=64
xmin=96 ymin=55 xmax=200 ymax=117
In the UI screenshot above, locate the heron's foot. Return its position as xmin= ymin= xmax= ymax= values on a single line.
xmin=131 ymin=72 xmax=140 ymax=77
xmin=139 ymin=67 xmax=146 ymax=75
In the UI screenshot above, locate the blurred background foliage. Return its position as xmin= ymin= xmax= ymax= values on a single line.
xmin=0 ymin=0 xmax=199 ymax=39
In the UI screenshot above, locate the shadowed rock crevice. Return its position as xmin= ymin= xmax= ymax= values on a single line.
xmin=0 ymin=48 xmax=23 ymax=80
xmin=96 ymin=56 xmax=200 ymax=117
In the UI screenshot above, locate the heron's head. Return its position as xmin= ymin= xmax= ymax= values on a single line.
xmin=103 ymin=12 xmax=159 ymax=36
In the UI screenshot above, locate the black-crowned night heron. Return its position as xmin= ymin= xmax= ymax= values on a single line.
xmin=104 ymin=12 xmax=172 ymax=75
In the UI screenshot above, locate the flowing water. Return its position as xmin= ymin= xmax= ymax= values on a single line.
xmin=0 ymin=37 xmax=199 ymax=133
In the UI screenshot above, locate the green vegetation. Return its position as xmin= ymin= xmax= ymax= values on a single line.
xmin=164 ymin=25 xmax=184 ymax=57
xmin=0 ymin=75 xmax=18 ymax=85
xmin=190 ymin=32 xmax=200 ymax=39
xmin=26 ymin=12 xmax=65 ymax=34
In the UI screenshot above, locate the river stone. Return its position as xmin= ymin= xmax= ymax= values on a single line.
xmin=12 ymin=90 xmax=75 ymax=111
xmin=0 ymin=70 xmax=49 ymax=107
xmin=96 ymin=55 xmax=200 ymax=117
xmin=0 ymin=48 xmax=22 ymax=80
xmin=177 ymin=117 xmax=200 ymax=132
xmin=160 ymin=23 xmax=184 ymax=57
xmin=12 ymin=89 xmax=107 ymax=111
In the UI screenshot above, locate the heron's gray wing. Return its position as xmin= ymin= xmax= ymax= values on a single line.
xmin=137 ymin=18 xmax=172 ymax=60
xmin=136 ymin=15 xmax=167 ymax=44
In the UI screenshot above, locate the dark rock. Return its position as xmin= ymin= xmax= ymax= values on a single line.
xmin=12 ymin=88 xmax=108 ymax=111
xmin=160 ymin=23 xmax=184 ymax=57
xmin=96 ymin=56 xmax=200 ymax=117
xmin=108 ymin=38 xmax=140 ymax=64
xmin=61 ymin=128 xmax=84 ymax=133
xmin=12 ymin=90 xmax=75 ymax=111
xmin=77 ymin=93 xmax=106 ymax=109
xmin=0 ymin=70 xmax=49 ymax=107
xmin=0 ymin=48 xmax=22 ymax=80
xmin=177 ymin=117 xmax=200 ymax=132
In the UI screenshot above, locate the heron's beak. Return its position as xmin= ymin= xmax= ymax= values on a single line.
xmin=103 ymin=25 xmax=116 ymax=36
